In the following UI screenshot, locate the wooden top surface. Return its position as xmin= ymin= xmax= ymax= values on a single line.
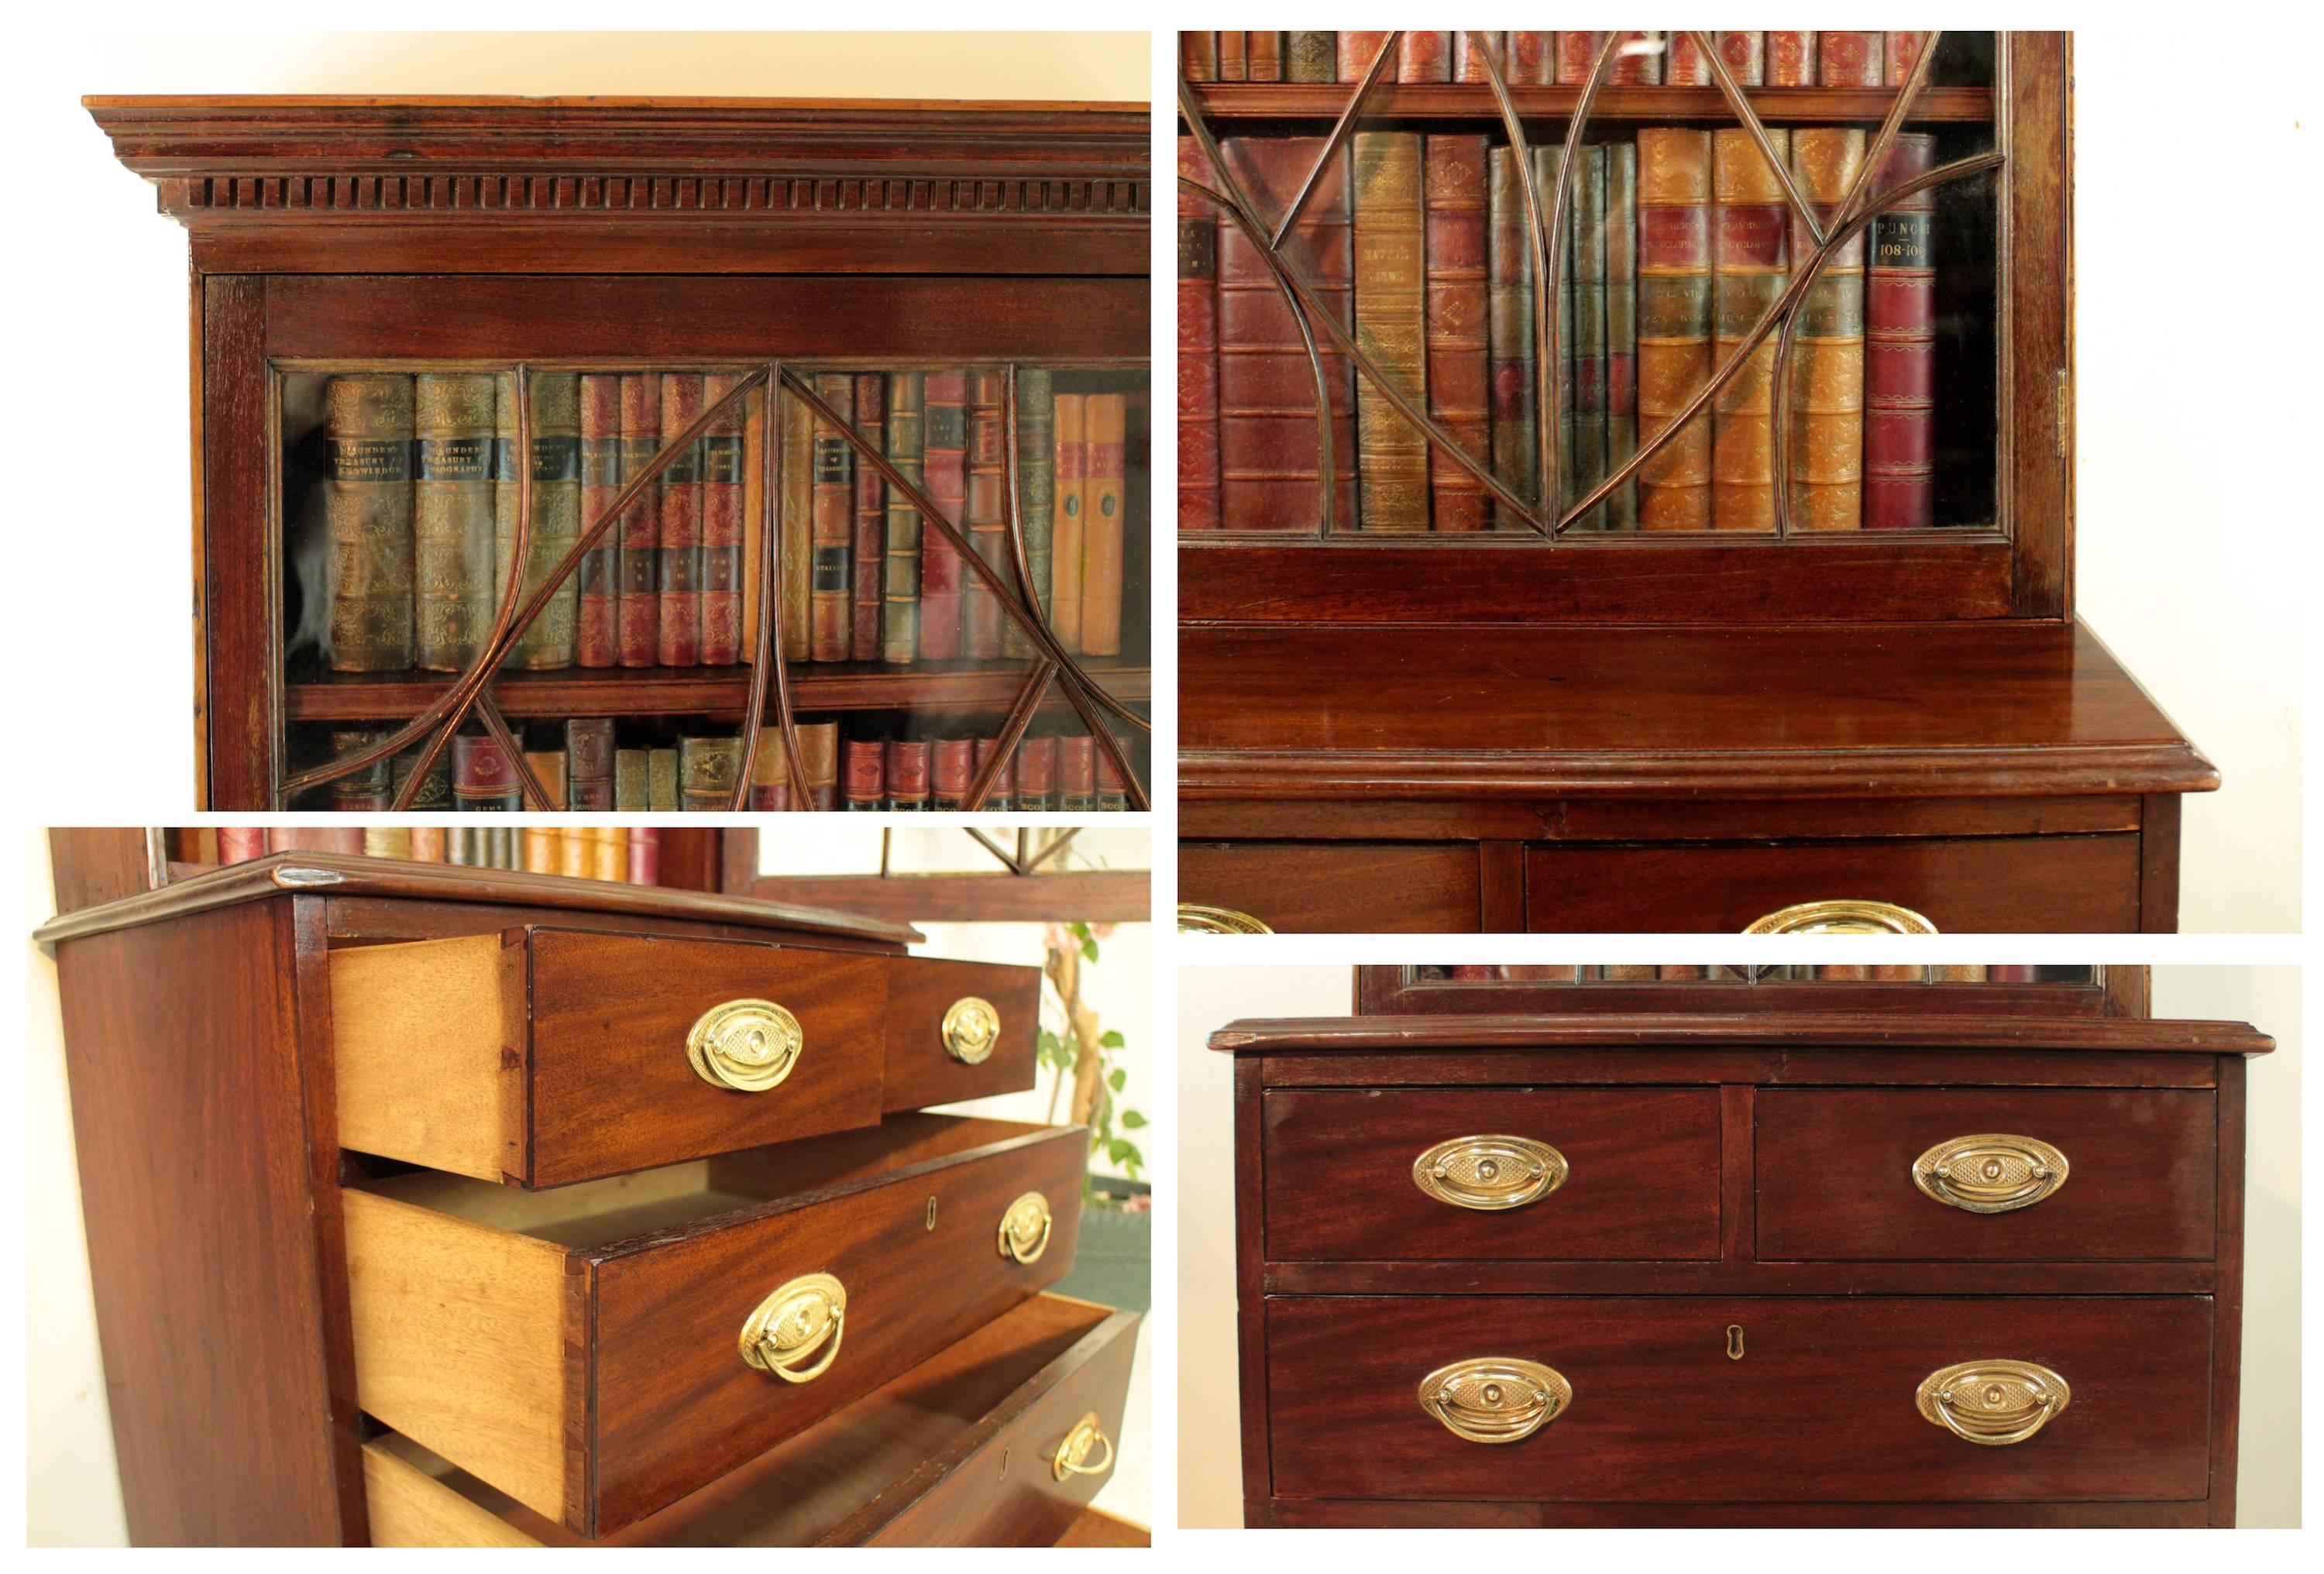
xmin=1208 ymin=1012 xmax=2274 ymax=1057
xmin=1179 ymin=619 xmax=2216 ymax=800
xmin=34 ymin=853 xmax=921 ymax=948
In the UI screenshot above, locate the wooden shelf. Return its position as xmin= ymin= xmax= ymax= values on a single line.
xmin=1182 ymin=83 xmax=1993 ymax=124
xmin=285 ymin=662 xmax=1152 ymax=722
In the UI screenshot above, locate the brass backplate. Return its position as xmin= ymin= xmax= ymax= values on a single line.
xmin=1417 ymin=1357 xmax=1572 ymax=1444
xmin=1912 ymin=1132 xmax=2070 ymax=1214
xmin=1411 ymin=1134 xmax=1568 ymax=1211
xmin=1916 ymin=1359 xmax=2071 ymax=1445
xmin=686 ymin=998 xmax=803 ymax=1093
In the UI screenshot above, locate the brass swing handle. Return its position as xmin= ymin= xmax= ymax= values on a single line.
xmin=687 ymin=998 xmax=804 ymax=1092
xmin=1177 ymin=902 xmax=1274 ymax=934
xmin=1052 ymin=1411 xmax=1116 ymax=1480
xmin=997 ymin=1191 xmax=1053 ymax=1265
xmin=738 ymin=1272 xmax=846 ymax=1384
xmin=1418 ymin=1357 xmax=1572 ymax=1445
xmin=1411 ymin=1135 xmax=1568 ymax=1211
xmin=1913 ymin=1133 xmax=2070 ymax=1214
xmin=1741 ymin=899 xmax=1938 ymax=934
xmin=1916 ymin=1359 xmax=2071 ymax=1446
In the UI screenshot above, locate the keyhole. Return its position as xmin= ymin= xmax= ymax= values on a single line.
xmin=1726 ymin=1325 xmax=1745 ymax=1361
xmin=926 ymin=1196 xmax=939 ymax=1231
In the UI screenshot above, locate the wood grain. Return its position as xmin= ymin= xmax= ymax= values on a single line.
xmin=1211 ymin=1013 xmax=2273 ymax=1057
xmin=1179 ymin=842 xmax=1482 ymax=932
xmin=878 ymin=956 xmax=1042 ymax=1112
xmin=362 ymin=1437 xmax=542 ymax=1548
xmin=330 ymin=932 xmax=521 ymax=1181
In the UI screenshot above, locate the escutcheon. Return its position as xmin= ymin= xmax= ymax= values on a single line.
xmin=1417 ymin=1358 xmax=1572 ymax=1444
xmin=686 ymin=998 xmax=803 ymax=1093
xmin=1411 ymin=1134 xmax=1568 ymax=1211
xmin=1916 ymin=1359 xmax=2071 ymax=1446
xmin=738 ymin=1272 xmax=847 ymax=1383
xmin=943 ymin=995 xmax=1002 ymax=1065
xmin=997 ymin=1191 xmax=1054 ymax=1264
xmin=1912 ymin=1133 xmax=2070 ymax=1214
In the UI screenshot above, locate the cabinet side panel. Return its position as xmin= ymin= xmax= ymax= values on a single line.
xmin=1233 ymin=1056 xmax=1270 ymax=1524
xmin=2006 ymin=29 xmax=2071 ymax=617
xmin=2209 ymin=1054 xmax=2246 ymax=1525
xmin=202 ymin=273 xmax=273 ymax=809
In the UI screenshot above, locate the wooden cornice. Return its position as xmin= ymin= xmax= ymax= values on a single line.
xmin=1206 ymin=1012 xmax=2274 ymax=1057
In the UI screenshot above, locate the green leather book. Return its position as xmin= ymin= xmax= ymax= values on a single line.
xmin=614 ymin=747 xmax=651 ymax=811
xmin=413 ymin=373 xmax=499 ymax=670
xmin=505 ymin=372 xmax=581 ymax=668
xmin=1006 ymin=367 xmax=1054 ymax=657
xmin=678 ymin=735 xmax=741 ymax=811
xmin=321 ymin=373 xmax=415 ymax=672
xmin=648 ymin=747 xmax=680 ymax=813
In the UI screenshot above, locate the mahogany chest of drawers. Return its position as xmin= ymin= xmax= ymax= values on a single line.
xmin=1210 ymin=1007 xmax=2270 ymax=1526
xmin=41 ymin=849 xmax=1135 ymax=1545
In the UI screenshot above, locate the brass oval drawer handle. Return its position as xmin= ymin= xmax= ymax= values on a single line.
xmin=687 ymin=998 xmax=803 ymax=1092
xmin=942 ymin=995 xmax=1001 ymax=1065
xmin=1418 ymin=1358 xmax=1571 ymax=1444
xmin=1741 ymin=899 xmax=1938 ymax=934
xmin=1052 ymin=1411 xmax=1114 ymax=1481
xmin=1177 ymin=902 xmax=1274 ymax=935
xmin=1913 ymin=1132 xmax=2070 ymax=1214
xmin=1412 ymin=1135 xmax=1568 ymax=1211
xmin=739 ymin=1272 xmax=846 ymax=1383
xmin=1916 ymin=1359 xmax=2071 ymax=1446
xmin=997 ymin=1191 xmax=1053 ymax=1265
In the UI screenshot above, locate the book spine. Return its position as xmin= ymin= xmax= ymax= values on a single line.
xmin=524 ymin=751 xmax=568 ymax=811
xmin=1178 ymin=135 xmax=1222 ymax=532
xmin=614 ymin=747 xmax=649 ymax=809
xmin=1609 ymin=30 xmax=1663 ymax=84
xmin=1338 ymin=31 xmax=1391 ymax=82
xmin=886 ymin=740 xmax=932 ymax=811
xmin=1569 ymin=143 xmax=1611 ymax=529
xmin=700 ymin=372 xmax=747 ymax=666
xmin=364 ymin=828 xmax=411 ymax=860
xmin=1604 ymin=141 xmax=1641 ymax=529
xmin=408 ymin=827 xmax=446 ymax=862
xmin=1057 ymin=735 xmax=1096 ymax=812
xmin=741 ymin=382 xmax=764 ymax=662
xmin=1398 ymin=32 xmax=1452 ymax=82
xmin=1556 ymin=32 xmax=1603 ymax=85
xmin=1217 ymin=32 xmax=1247 ymax=82
xmin=1423 ymin=134 xmax=1492 ymax=533
xmin=679 ymin=735 xmax=741 ymax=810
xmin=1790 ymin=128 xmax=1870 ymax=531
xmin=1634 ymin=128 xmax=1716 ymax=530
xmin=390 ymin=747 xmax=452 ymax=811
xmin=882 ymin=373 xmax=925 ymax=663
xmin=1714 ymin=32 xmax=1766 ymax=86
xmin=523 ymin=828 xmax=559 ymax=874
xmin=1096 ymin=747 xmax=1127 ymax=812
xmin=1247 ymin=32 xmax=1284 ymax=83
xmin=218 ymin=828 xmax=268 ymax=865
xmin=328 ymin=728 xmax=393 ymax=813
xmin=1050 ymin=394 xmax=1086 ymax=651
xmin=1014 ymin=736 xmax=1057 ymax=811
xmin=576 ymin=374 xmax=621 ymax=667
xmin=322 ymin=374 xmax=415 ymax=672
xmin=655 ymin=372 xmax=703 ymax=668
xmin=748 ymin=733 xmax=791 ymax=812
xmin=931 ymin=737 xmax=974 ymax=810
xmin=1818 ymin=31 xmax=1883 ymax=88
xmin=1886 ymin=32 xmax=1929 ymax=85
xmin=809 ymin=373 xmax=854 ymax=662
xmin=452 ymin=730 xmax=521 ymax=811
xmin=1452 ymin=33 xmax=1504 ymax=83
xmin=1711 ymin=127 xmax=1792 ymax=534
xmin=1080 ymin=394 xmax=1126 ymax=657
xmin=507 ymin=373 xmax=580 ymax=669
xmin=1666 ymin=30 xmax=1710 ymax=86
xmin=920 ymin=371 xmax=968 ymax=659
xmin=850 ymin=373 xmax=885 ymax=661
xmin=271 ymin=827 xmax=366 ymax=854
xmin=971 ymin=737 xmax=1013 ymax=811
xmin=1765 ymin=31 xmax=1816 ymax=86
xmin=843 ymin=738 xmax=885 ymax=810
xmin=592 ymin=827 xmax=627 ymax=883
xmin=1010 ymin=369 xmax=1056 ymax=656
xmin=565 ymin=717 xmax=616 ymax=810
xmin=963 ymin=369 xmax=1007 ymax=658
xmin=1182 ymin=32 xmax=1219 ymax=82
xmin=615 ymin=373 xmax=662 ymax=668
xmin=1487 ymin=146 xmax=1538 ymax=530
xmin=413 ymin=373 xmax=498 ymax=672
xmin=1865 ymin=132 xmax=1937 ymax=531
xmin=779 ymin=387 xmax=811 ymax=661
xmin=1508 ymin=31 xmax=1553 ymax=84
xmin=1351 ymin=131 xmax=1430 ymax=531
xmin=628 ymin=827 xmax=661 ymax=885
xmin=648 ymin=747 xmax=679 ymax=813
xmin=1286 ymin=32 xmax=1336 ymax=83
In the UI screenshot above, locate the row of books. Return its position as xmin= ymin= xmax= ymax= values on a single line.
xmin=211 ymin=825 xmax=662 ymax=882
xmin=314 ymin=717 xmax=1133 ymax=813
xmin=314 ymin=369 xmax=1136 ymax=675
xmin=1435 ymin=965 xmax=2056 ymax=983
xmin=1184 ymin=31 xmax=1930 ymax=88
xmin=1179 ymin=125 xmax=1940 ymax=533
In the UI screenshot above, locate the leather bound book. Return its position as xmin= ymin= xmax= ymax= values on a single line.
xmin=1987 ymin=965 xmax=2040 ymax=983
xmin=1634 ymin=128 xmax=1716 ymax=530
xmin=1765 ymin=31 xmax=1815 ymax=87
xmin=1866 ymin=132 xmax=1937 ymax=531
xmin=565 ymin=717 xmax=616 ymax=809
xmin=1452 ymin=33 xmax=1504 ymax=83
xmin=413 ymin=373 xmax=498 ymax=672
xmin=522 ymin=828 xmax=559 ymax=874
xmin=1508 ymin=32 xmax=1553 ymax=84
xmin=1423 ymin=135 xmax=1493 ymax=533
xmin=808 ymin=373 xmax=854 ymax=662
xmin=1714 ymin=32 xmax=1766 ymax=85
xmin=1790 ymin=128 xmax=1869 ymax=531
xmin=842 ymin=738 xmax=885 ymax=811
xmin=1014 ymin=735 xmax=1057 ymax=811
xmin=920 ymin=370 xmax=968 ymax=659
xmin=1337 ymin=31 xmax=1391 ymax=82
xmin=1609 ymin=31 xmax=1663 ymax=84
xmin=1218 ymin=32 xmax=1247 ymax=83
xmin=269 ymin=827 xmax=365 ymax=854
xmin=1009 ymin=368 xmax=1056 ymax=656
xmin=1178 ymin=135 xmax=1222 ymax=534
xmin=1556 ymin=33 xmax=1603 ymax=84
xmin=321 ymin=374 xmax=415 ymax=672
xmin=1352 ymin=131 xmax=1431 ymax=531
xmin=1666 ymin=31 xmax=1710 ymax=86
xmin=1215 ymin=135 xmax=1358 ymax=531
xmin=452 ymin=730 xmax=521 ymax=811
xmin=1080 ymin=394 xmax=1127 ymax=655
xmin=488 ymin=827 xmax=519 ymax=868
xmin=576 ymin=374 xmax=621 ymax=668
xmin=779 ymin=387 xmax=811 ymax=661
xmin=798 ymin=721 xmax=841 ymax=810
xmin=407 ymin=827 xmax=447 ymax=862
xmin=648 ymin=747 xmax=680 ymax=813
xmin=591 ymin=827 xmax=627 ymax=882
xmin=1249 ymin=32 xmax=1284 ymax=83
xmin=1711 ymin=127 xmax=1792 ymax=533
xmin=748 ymin=733 xmax=791 ymax=812
xmin=1287 ymin=32 xmax=1336 ymax=83
xmin=328 ymin=728 xmax=393 ymax=813
xmin=1486 ymin=146 xmax=1537 ymax=529
xmin=700 ymin=371 xmax=748 ymax=666
xmin=1886 ymin=32 xmax=1929 ymax=84
xmin=442 ymin=829 xmax=476 ymax=866
xmin=886 ymin=739 xmax=932 ymax=811
xmin=1057 ymin=734 xmax=1097 ymax=812
xmin=1399 ymin=33 xmax=1452 ymax=83
xmin=627 ymin=827 xmax=660 ymax=885
xmin=1050 ymin=393 xmax=1087 ymax=649
xmin=882 ymin=372 xmax=924 ymax=663
xmin=522 ymin=748 xmax=568 ymax=810
xmin=616 ymin=373 xmax=662 ymax=668
xmin=614 ymin=747 xmax=649 ymax=810
xmin=1818 ymin=32 xmax=1883 ymax=88
xmin=678 ymin=734 xmax=741 ymax=811
xmin=1182 ymin=32 xmax=1219 ymax=82
xmin=964 ymin=369 xmax=1007 ymax=658
xmin=1532 ymin=147 xmax=1575 ymax=522
xmin=850 ymin=373 xmax=886 ymax=662
xmin=655 ymin=373 xmax=704 ymax=668
xmin=740 ymin=380 xmax=764 ymax=662
xmin=1604 ymin=141 xmax=1641 ymax=529
xmin=217 ymin=828 xmax=267 ymax=865
xmin=390 ymin=747 xmax=453 ymax=812
xmin=506 ymin=373 xmax=579 ymax=669
xmin=1569 ymin=143 xmax=1611 ymax=530
xmin=931 ymin=737 xmax=974 ymax=810
xmin=1095 ymin=746 xmax=1127 ymax=812
xmin=363 ymin=828 xmax=411 ymax=861
xmin=971 ymin=737 xmax=1014 ymax=811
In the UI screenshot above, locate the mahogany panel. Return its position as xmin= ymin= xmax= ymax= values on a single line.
xmin=1259 ymin=1050 xmax=2219 ymax=1091
xmin=1755 ymin=1088 xmax=2217 ymax=1261
xmin=1262 ymin=1088 xmax=1721 ymax=1261
xmin=1265 ymin=1259 xmax=2220 ymax=1298
xmin=1183 ymin=794 xmax=2145 ymax=844
xmin=1180 ymin=841 xmax=1481 ymax=933
xmin=1261 ymin=1497 xmax=2208 ymax=1528
xmin=201 ymin=273 xmax=273 ymax=810
xmin=879 ymin=955 xmax=1042 ymax=1114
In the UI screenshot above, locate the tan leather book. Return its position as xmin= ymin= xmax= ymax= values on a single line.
xmin=413 ymin=373 xmax=499 ymax=670
xmin=1789 ymin=127 xmax=1868 ymax=531
xmin=1634 ymin=129 xmax=1714 ymax=530
xmin=362 ymin=828 xmax=411 ymax=860
xmin=749 ymin=731 xmax=791 ymax=811
xmin=1351 ymin=132 xmax=1429 ymax=531
xmin=321 ymin=374 xmax=415 ymax=672
xmin=679 ymin=736 xmax=741 ymax=811
xmin=779 ymin=388 xmax=812 ymax=661
xmin=522 ymin=749 xmax=568 ymax=810
xmin=522 ymin=829 xmax=561 ymax=873
xmin=1079 ymin=394 xmax=1127 ymax=657
xmin=559 ymin=827 xmax=590 ymax=879
xmin=593 ymin=827 xmax=629 ymax=883
xmin=1050 ymin=394 xmax=1087 ymax=651
xmin=797 ymin=721 xmax=841 ymax=811
xmin=1423 ymin=135 xmax=1492 ymax=533
xmin=1710 ymin=127 xmax=1790 ymax=532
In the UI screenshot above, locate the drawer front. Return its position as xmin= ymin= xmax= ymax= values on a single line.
xmin=528 ymin=928 xmax=888 ymax=1187
xmin=1756 ymin=1088 xmax=2218 ymax=1261
xmin=1263 ymin=1088 xmax=1722 ymax=1261
xmin=880 ymin=956 xmax=1042 ymax=1113
xmin=1180 ymin=842 xmax=1481 ymax=933
xmin=1266 ymin=1295 xmax=2211 ymax=1503
xmin=1525 ymin=835 xmax=2143 ymax=933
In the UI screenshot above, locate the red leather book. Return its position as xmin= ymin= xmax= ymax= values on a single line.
xmin=1080 ymin=394 xmax=1126 ymax=656
xmin=1337 ymin=31 xmax=1391 ymax=82
xmin=1178 ymin=136 xmax=1222 ymax=531
xmin=1095 ymin=747 xmax=1126 ymax=812
xmin=963 ymin=369 xmax=1007 ymax=658
xmin=1714 ymin=32 xmax=1766 ymax=86
xmin=412 ymin=373 xmax=497 ymax=672
xmin=1605 ymin=142 xmax=1641 ymax=529
xmin=1635 ymin=128 xmax=1715 ymax=530
xmin=849 ymin=373 xmax=885 ymax=661
xmin=452 ymin=730 xmax=520 ymax=811
xmin=1399 ymin=32 xmax=1452 ymax=83
xmin=842 ymin=737 xmax=885 ymax=811
xmin=748 ymin=734 xmax=790 ymax=813
xmin=1452 ymin=33 xmax=1504 ymax=83
xmin=932 ymin=737 xmax=975 ymax=810
xmin=1216 ymin=32 xmax=1247 ymax=83
xmin=217 ymin=828 xmax=267 ymax=865
xmin=656 ymin=372 xmax=703 ymax=668
xmin=627 ymin=827 xmax=661 ymax=886
xmin=1182 ymin=32 xmax=1219 ymax=82
xmin=1555 ymin=32 xmax=1600 ymax=84
xmin=321 ymin=373 xmax=414 ymax=672
xmin=1424 ymin=135 xmax=1492 ymax=532
xmin=1711 ymin=128 xmax=1791 ymax=533
xmin=614 ymin=373 xmax=662 ymax=668
xmin=886 ymin=740 xmax=931 ymax=811
xmin=779 ymin=385 xmax=811 ymax=662
xmin=700 ymin=371 xmax=746 ymax=665
xmin=808 ymin=374 xmax=854 ymax=662
xmin=1666 ymin=31 xmax=1710 ymax=86
xmin=1215 ymin=136 xmax=1358 ymax=531
xmin=1817 ymin=32 xmax=1882 ymax=88
xmin=1486 ymin=146 xmax=1535 ymax=529
xmin=1865 ymin=132 xmax=1937 ymax=531
xmin=919 ymin=371 xmax=967 ymax=659
xmin=408 ymin=828 xmax=446 ymax=863
xmin=1013 ymin=736 xmax=1057 ymax=810
xmin=1057 ymin=735 xmax=1097 ymax=811
xmin=1765 ymin=31 xmax=1816 ymax=87
xmin=1287 ymin=33 xmax=1336 ymax=83
xmin=1352 ymin=132 xmax=1430 ymax=531
xmin=1789 ymin=128 xmax=1869 ymax=531
xmin=971 ymin=737 xmax=1013 ymax=811
xmin=564 ymin=717 xmax=616 ymax=810
xmin=1609 ymin=30 xmax=1663 ymax=84
xmin=1508 ymin=32 xmax=1554 ymax=84
xmin=1248 ymin=32 xmax=1284 ymax=83
xmin=1886 ymin=33 xmax=1929 ymax=85
xmin=269 ymin=828 xmax=364 ymax=854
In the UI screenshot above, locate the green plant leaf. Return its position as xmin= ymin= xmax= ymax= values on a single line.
xmin=1121 ymin=1109 xmax=1147 ymax=1129
xmin=1100 ymin=1029 xmax=1126 ymax=1048
xmin=1081 ymin=938 xmax=1099 ymax=962
xmin=1108 ymin=1067 xmax=1126 ymax=1091
xmin=1107 ymin=1138 xmax=1144 ymax=1174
